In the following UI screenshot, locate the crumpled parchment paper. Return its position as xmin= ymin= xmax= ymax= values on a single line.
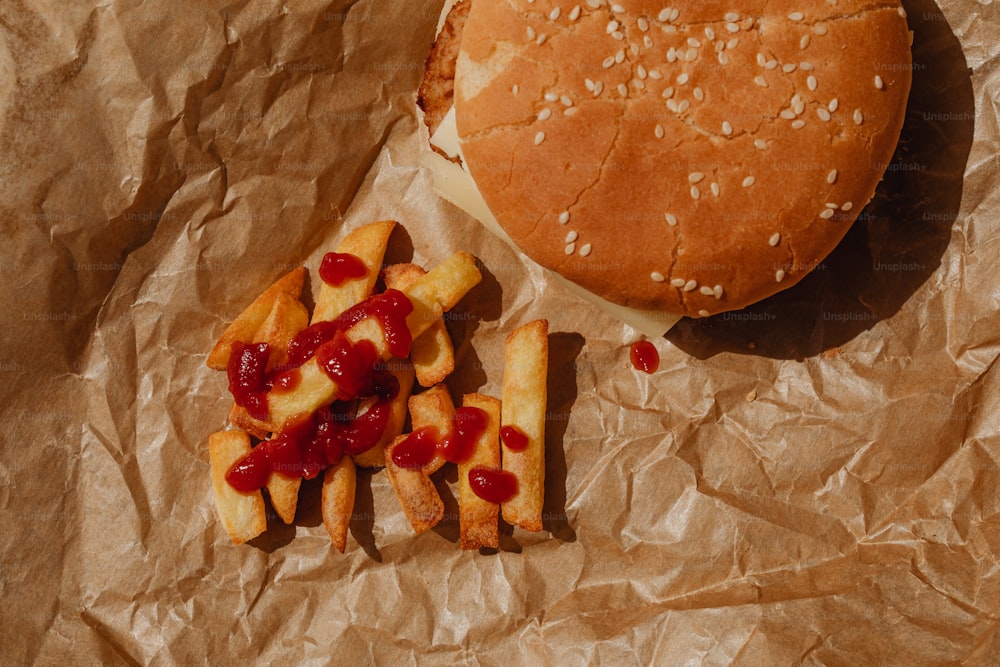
xmin=2 ymin=0 xmax=998 ymax=664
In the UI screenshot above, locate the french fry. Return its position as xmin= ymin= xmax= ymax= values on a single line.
xmin=500 ymin=320 xmax=548 ymax=532
xmin=206 ymin=267 xmax=306 ymax=370
xmin=353 ymin=360 xmax=416 ymax=468
xmin=229 ymin=291 xmax=311 ymax=438
xmin=312 ymin=220 xmax=396 ymax=324
xmin=266 ymin=469 xmax=300 ymax=525
xmin=209 ymin=430 xmax=267 ymax=544
xmin=407 ymin=383 xmax=455 ymax=474
xmin=322 ymin=456 xmax=356 ymax=552
xmin=384 ymin=434 xmax=445 ymax=533
xmin=458 ymin=394 xmax=501 ymax=550
xmin=384 ymin=263 xmax=455 ymax=387
xmin=267 ymin=252 xmax=481 ymax=430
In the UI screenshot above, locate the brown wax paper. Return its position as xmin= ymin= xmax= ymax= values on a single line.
xmin=2 ymin=0 xmax=999 ymax=664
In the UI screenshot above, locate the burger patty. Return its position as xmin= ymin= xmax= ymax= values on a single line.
xmin=417 ymin=0 xmax=470 ymax=141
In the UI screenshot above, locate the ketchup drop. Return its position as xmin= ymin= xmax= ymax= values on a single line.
xmin=468 ymin=467 xmax=518 ymax=504
xmin=500 ymin=425 xmax=530 ymax=452
xmin=391 ymin=427 xmax=440 ymax=469
xmin=227 ymin=341 xmax=272 ymax=420
xmin=319 ymin=252 xmax=367 ymax=286
xmin=629 ymin=340 xmax=659 ymax=374
xmin=440 ymin=407 xmax=488 ymax=464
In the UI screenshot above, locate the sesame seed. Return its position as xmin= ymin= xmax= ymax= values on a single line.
xmin=512 ymin=85 xmax=520 ymax=95
xmin=842 ymin=202 xmax=854 ymax=211
xmin=569 ymin=5 xmax=581 ymax=21
xmin=617 ymin=83 xmax=628 ymax=96
xmin=665 ymin=212 xmax=678 ymax=226
xmin=718 ymin=52 xmax=729 ymax=65
xmin=694 ymin=86 xmax=704 ymax=100
xmin=792 ymin=119 xmax=805 ymax=129
xmin=853 ymin=109 xmax=864 ymax=124
xmin=527 ymin=26 xmax=536 ymax=40
xmin=684 ymin=280 xmax=698 ymax=292
xmin=827 ymin=169 xmax=838 ymax=184
xmin=700 ymin=286 xmax=714 ymax=296
xmin=677 ymin=99 xmax=690 ymax=112
xmin=638 ymin=17 xmax=649 ymax=31
xmin=534 ymin=131 xmax=545 ymax=145
xmin=899 ymin=6 xmax=906 ymax=16
xmin=651 ymin=271 xmax=666 ymax=282
xmin=549 ymin=7 xmax=560 ymax=20
xmin=561 ymin=95 xmax=573 ymax=106
xmin=726 ymin=22 xmax=740 ymax=33
xmin=564 ymin=107 xmax=578 ymax=116
xmin=565 ymin=230 xmax=578 ymax=243
xmin=538 ymin=108 xmax=552 ymax=121
xmin=602 ymin=56 xmax=614 ymax=69
xmin=585 ymin=0 xmax=599 ymax=6
xmin=769 ymin=232 xmax=781 ymax=246
xmin=813 ymin=24 xmax=828 ymax=35
xmin=637 ymin=65 xmax=648 ymax=79
xmin=775 ymin=269 xmax=786 ymax=282
xmin=754 ymin=75 xmax=768 ymax=87
xmin=754 ymin=139 xmax=768 ymax=149
xmin=544 ymin=92 xmax=559 ymax=102
xmin=649 ymin=68 xmax=662 ymax=79
xmin=644 ymin=35 xmax=655 ymax=48
xmin=537 ymin=33 xmax=547 ymax=45
xmin=690 ymin=185 xmax=700 ymax=199
xmin=705 ymin=27 xmax=715 ymax=40
xmin=687 ymin=37 xmax=701 ymax=48
xmin=615 ymin=49 xmax=625 ymax=63
xmin=725 ymin=11 xmax=740 ymax=21
xmin=585 ymin=78 xmax=595 ymax=91
xmin=612 ymin=30 xmax=624 ymax=40
xmin=756 ymin=53 xmax=766 ymax=66
xmin=817 ymin=108 xmax=831 ymax=121
xmin=685 ymin=48 xmax=698 ymax=61
xmin=765 ymin=59 xmax=778 ymax=70
xmin=819 ymin=208 xmax=835 ymax=219
xmin=807 ymin=75 xmax=817 ymax=90
xmin=789 ymin=11 xmax=804 ymax=21
xmin=698 ymin=309 xmax=710 ymax=317
xmin=800 ymin=34 xmax=811 ymax=49
xmin=657 ymin=8 xmax=671 ymax=22
xmin=727 ymin=38 xmax=739 ymax=49
xmin=666 ymin=99 xmax=678 ymax=112
xmin=722 ymin=121 xmax=733 ymax=135
xmin=780 ymin=109 xmax=796 ymax=120
xmin=611 ymin=3 xmax=625 ymax=13
xmin=670 ymin=278 xmax=685 ymax=287
xmin=828 ymin=98 xmax=839 ymax=112
xmin=579 ymin=243 xmax=592 ymax=256
xmin=743 ymin=176 xmax=755 ymax=187
xmin=655 ymin=124 xmax=665 ymax=138
xmin=800 ymin=61 xmax=814 ymax=70
xmin=662 ymin=86 xmax=674 ymax=98
xmin=593 ymin=81 xmax=604 ymax=96
xmin=688 ymin=172 xmax=705 ymax=183
xmin=558 ymin=211 xmax=570 ymax=224
xmin=710 ymin=182 xmax=720 ymax=197
xmin=875 ymin=75 xmax=884 ymax=89
xmin=782 ymin=63 xmax=797 ymax=72
xmin=826 ymin=202 xmax=838 ymax=209
xmin=565 ymin=242 xmax=576 ymax=254
xmin=671 ymin=8 xmax=680 ymax=20
xmin=667 ymin=47 xmax=677 ymax=63
xmin=713 ymin=285 xmax=724 ymax=299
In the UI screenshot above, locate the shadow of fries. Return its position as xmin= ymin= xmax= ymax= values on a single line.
xmin=350 ymin=467 xmax=382 ymax=562
xmin=543 ymin=331 xmax=583 ymax=542
xmin=666 ymin=0 xmax=974 ymax=360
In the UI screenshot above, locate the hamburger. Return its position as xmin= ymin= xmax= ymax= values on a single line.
xmin=418 ymin=0 xmax=912 ymax=333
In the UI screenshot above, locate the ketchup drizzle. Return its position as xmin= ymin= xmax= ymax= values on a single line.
xmin=629 ymin=341 xmax=659 ymax=374
xmin=319 ymin=252 xmax=368 ymax=287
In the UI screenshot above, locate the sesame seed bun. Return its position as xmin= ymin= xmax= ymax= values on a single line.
xmin=442 ymin=0 xmax=911 ymax=317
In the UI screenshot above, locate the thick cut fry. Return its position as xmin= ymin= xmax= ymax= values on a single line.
xmin=385 ymin=435 xmax=445 ymax=533
xmin=312 ymin=220 xmax=396 ymax=324
xmin=500 ymin=320 xmax=548 ymax=532
xmin=353 ymin=361 xmax=416 ymax=468
xmin=384 ymin=263 xmax=455 ymax=387
xmin=206 ymin=267 xmax=306 ymax=370
xmin=209 ymin=431 xmax=267 ymax=544
xmin=266 ymin=470 xmax=300 ymax=525
xmin=229 ymin=292 xmax=311 ymax=437
xmin=407 ymin=383 xmax=455 ymax=474
xmin=267 ymin=252 xmax=481 ymax=430
xmin=458 ymin=393 xmax=501 ymax=550
xmin=322 ymin=456 xmax=356 ymax=552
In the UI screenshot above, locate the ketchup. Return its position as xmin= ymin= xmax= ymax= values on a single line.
xmin=630 ymin=340 xmax=659 ymax=374
xmin=500 ymin=425 xmax=530 ymax=452
xmin=440 ymin=407 xmax=488 ymax=464
xmin=391 ymin=427 xmax=439 ymax=469
xmin=227 ymin=342 xmax=271 ymax=420
xmin=468 ymin=467 xmax=518 ymax=504
xmin=317 ymin=332 xmax=380 ymax=401
xmin=319 ymin=252 xmax=367 ymax=286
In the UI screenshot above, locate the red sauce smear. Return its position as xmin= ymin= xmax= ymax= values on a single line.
xmin=227 ymin=342 xmax=271 ymax=421
xmin=226 ymin=370 xmax=400 ymax=491
xmin=468 ymin=467 xmax=518 ymax=504
xmin=391 ymin=427 xmax=440 ymax=469
xmin=500 ymin=425 xmax=530 ymax=452
xmin=630 ymin=340 xmax=659 ymax=374
xmin=319 ymin=252 xmax=368 ymax=287
xmin=440 ymin=407 xmax=488 ymax=464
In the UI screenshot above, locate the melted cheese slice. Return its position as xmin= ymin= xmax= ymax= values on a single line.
xmin=421 ymin=107 xmax=680 ymax=338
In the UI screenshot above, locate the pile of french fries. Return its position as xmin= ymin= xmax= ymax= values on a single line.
xmin=206 ymin=221 xmax=548 ymax=551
